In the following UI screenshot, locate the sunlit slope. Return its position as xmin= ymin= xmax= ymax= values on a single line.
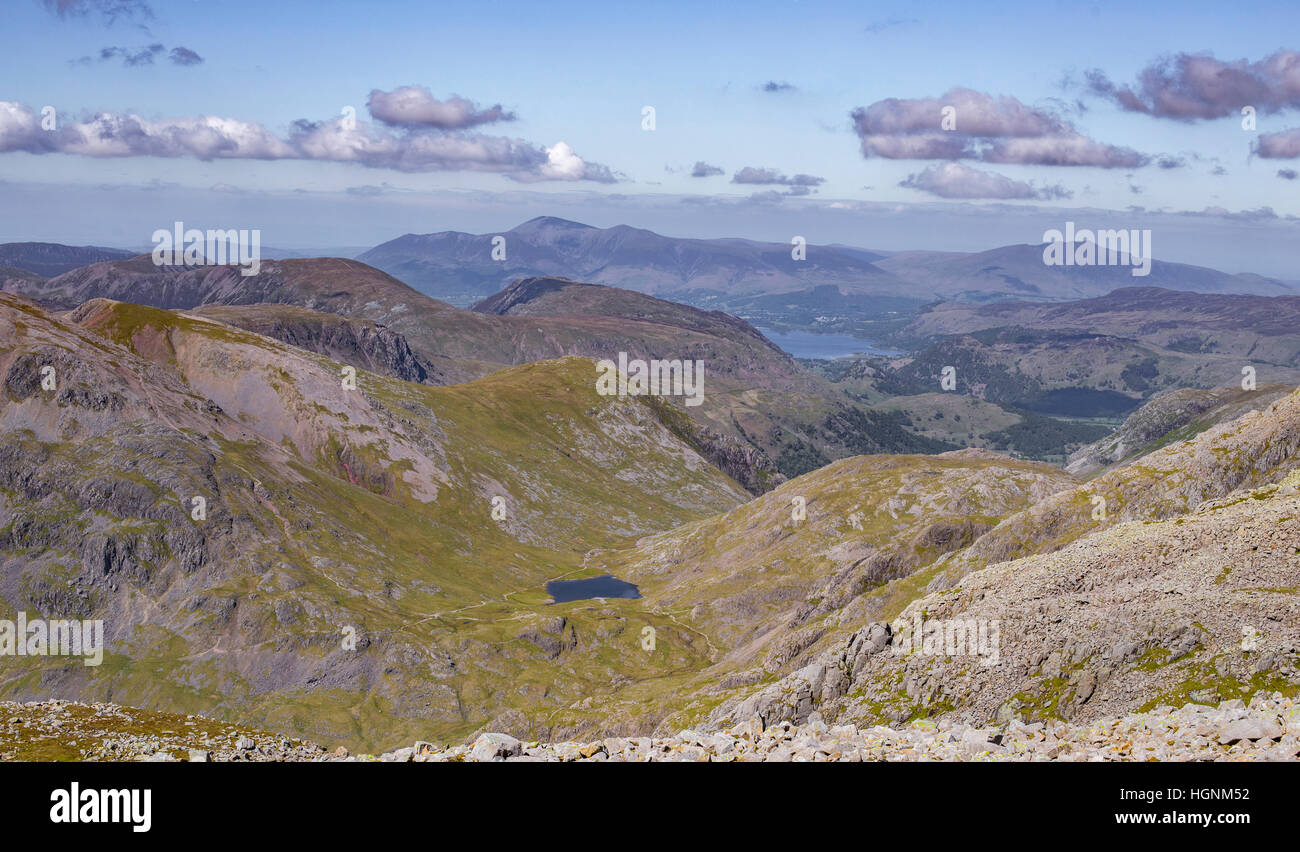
xmin=558 ymin=449 xmax=1076 ymax=734
xmin=1065 ymin=382 xmax=1295 ymax=476
xmin=0 ymin=293 xmax=747 ymax=749
xmin=935 ymin=386 xmax=1300 ymax=582
xmin=746 ymin=467 xmax=1300 ymax=731
xmin=689 ymin=389 xmax=1300 ymax=732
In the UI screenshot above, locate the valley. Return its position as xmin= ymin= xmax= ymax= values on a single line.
xmin=1 ymin=237 xmax=1298 ymax=759
xmin=5 ymin=0 xmax=1300 ymax=823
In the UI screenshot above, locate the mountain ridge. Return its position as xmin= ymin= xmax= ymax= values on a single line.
xmin=6 ymin=259 xmax=964 ymax=489
xmin=0 ymin=291 xmax=753 ymax=749
xmin=356 ymin=218 xmax=1293 ymax=308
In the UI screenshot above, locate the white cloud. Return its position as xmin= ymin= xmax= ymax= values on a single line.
xmin=0 ymin=101 xmax=616 ymax=183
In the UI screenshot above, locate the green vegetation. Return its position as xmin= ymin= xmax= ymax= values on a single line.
xmin=985 ymin=407 xmax=1111 ymax=460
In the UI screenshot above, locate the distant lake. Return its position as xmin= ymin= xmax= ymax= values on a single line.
xmin=757 ymin=328 xmax=902 ymax=360
xmin=546 ymin=575 xmax=641 ymax=604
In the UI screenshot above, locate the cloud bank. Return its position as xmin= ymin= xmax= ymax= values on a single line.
xmin=82 ymin=44 xmax=204 ymax=67
xmin=850 ymin=87 xmax=1148 ymax=167
xmin=1255 ymin=127 xmax=1300 ymax=159
xmin=0 ymin=91 xmax=614 ymax=183
xmin=366 ymin=86 xmax=515 ymax=129
xmin=1086 ymin=50 xmax=1300 ymax=119
xmin=899 ymin=162 xmax=1071 ymax=200
xmin=690 ymin=161 xmax=724 ymax=177
xmin=731 ymin=166 xmax=824 ymax=186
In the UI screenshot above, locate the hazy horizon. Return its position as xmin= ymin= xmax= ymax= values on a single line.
xmin=4 ymin=0 xmax=1299 ymax=277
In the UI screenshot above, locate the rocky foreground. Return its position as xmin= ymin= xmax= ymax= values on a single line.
xmin=4 ymin=693 xmax=1299 ymax=762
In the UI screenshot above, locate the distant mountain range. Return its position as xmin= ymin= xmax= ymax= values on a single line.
xmin=354 ymin=217 xmax=1294 ymax=309
xmin=0 ymin=243 xmax=133 ymax=277
xmin=356 ymin=216 xmax=904 ymax=306
xmin=873 ymin=244 xmax=1294 ymax=301
xmin=6 ymin=226 xmax=1290 ymax=316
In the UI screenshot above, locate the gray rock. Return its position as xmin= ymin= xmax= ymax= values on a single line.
xmin=1074 ymin=670 xmax=1097 ymax=704
xmin=1218 ymin=717 xmax=1284 ymax=744
xmin=470 ymin=732 xmax=523 ymax=761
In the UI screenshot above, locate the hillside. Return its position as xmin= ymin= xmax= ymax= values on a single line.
xmin=191 ymin=303 xmax=445 ymax=385
xmin=555 ymin=449 xmax=1078 ymax=734
xmin=0 ymin=266 xmax=44 ymax=296
xmin=6 ymin=289 xmax=1300 ymax=751
xmin=13 ymin=256 xmax=494 ymax=384
xmin=1066 ymin=383 xmax=1296 ymax=475
xmin=874 ymin=292 xmax=1300 ymax=425
xmin=560 ymin=383 xmax=1300 ymax=737
xmin=724 ymin=466 xmax=1300 ymax=732
xmin=876 ymin=329 xmax=1228 ymax=413
xmin=926 ymin=385 xmax=1300 ymax=585
xmin=0 ymin=292 xmax=751 ymax=750
xmin=904 ymin=287 xmax=1300 ymax=367
xmin=694 ymin=389 xmax=1300 ymax=733
xmin=471 ymin=275 xmax=783 ymax=350
xmin=9 ymin=260 xmax=960 ymax=488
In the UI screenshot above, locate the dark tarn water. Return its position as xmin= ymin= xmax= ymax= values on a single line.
xmin=546 ymin=575 xmax=641 ymax=603
xmin=756 ymin=328 xmax=902 ymax=360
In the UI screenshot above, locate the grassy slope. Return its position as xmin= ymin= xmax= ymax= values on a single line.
xmin=0 ymin=296 xmax=751 ymax=749
xmin=557 ymin=450 xmax=1077 ymax=734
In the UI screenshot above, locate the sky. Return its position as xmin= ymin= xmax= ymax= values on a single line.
xmin=1 ymin=0 xmax=1299 ymax=275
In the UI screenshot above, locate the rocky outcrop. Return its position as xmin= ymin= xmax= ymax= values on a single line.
xmin=0 ymin=700 xmax=325 ymax=762
xmin=722 ymin=623 xmax=893 ymax=727
xmin=709 ymin=467 xmax=1300 ymax=733
xmin=645 ymin=399 xmax=784 ymax=493
xmin=192 ymin=305 xmax=441 ymax=385
xmin=1066 ymin=383 xmax=1294 ymax=475
xmin=937 ymin=387 xmax=1300 ymax=584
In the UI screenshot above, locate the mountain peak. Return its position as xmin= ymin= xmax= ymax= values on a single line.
xmin=511 ymin=216 xmax=596 ymax=232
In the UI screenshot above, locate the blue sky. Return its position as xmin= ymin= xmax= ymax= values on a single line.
xmin=2 ymin=0 xmax=1299 ymax=275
